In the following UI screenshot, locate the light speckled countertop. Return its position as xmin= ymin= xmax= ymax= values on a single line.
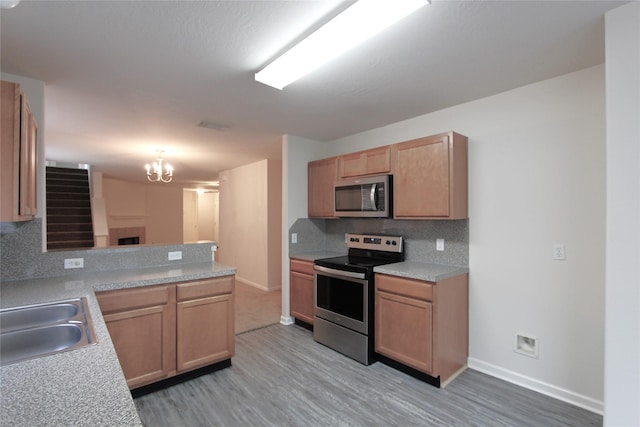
xmin=289 ymin=251 xmax=345 ymax=262
xmin=0 ymin=261 xmax=236 ymax=427
xmin=290 ymin=252 xmax=468 ymax=282
xmin=374 ymin=261 xmax=469 ymax=282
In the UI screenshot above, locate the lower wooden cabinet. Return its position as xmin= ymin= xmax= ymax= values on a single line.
xmin=375 ymin=273 xmax=468 ymax=387
xmin=97 ymin=275 xmax=235 ymax=389
xmin=376 ymin=287 xmax=434 ymax=373
xmin=289 ymin=258 xmax=315 ymax=325
xmin=176 ymin=277 xmax=235 ymax=372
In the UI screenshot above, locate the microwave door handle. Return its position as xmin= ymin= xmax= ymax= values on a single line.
xmin=370 ymin=183 xmax=377 ymax=210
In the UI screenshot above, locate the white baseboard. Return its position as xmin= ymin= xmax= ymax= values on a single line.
xmin=468 ymin=358 xmax=603 ymax=415
xmin=236 ymin=275 xmax=280 ymax=292
xmin=280 ymin=316 xmax=294 ymax=325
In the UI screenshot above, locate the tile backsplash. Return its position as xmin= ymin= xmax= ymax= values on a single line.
xmin=1 ymin=219 xmax=214 ymax=282
xmin=289 ymin=217 xmax=468 ymax=266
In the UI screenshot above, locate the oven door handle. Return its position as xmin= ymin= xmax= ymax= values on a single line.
xmin=314 ymin=265 xmax=366 ymax=280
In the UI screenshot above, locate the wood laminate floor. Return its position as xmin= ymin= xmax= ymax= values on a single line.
xmin=234 ymin=281 xmax=281 ymax=334
xmin=134 ymin=324 xmax=602 ymax=427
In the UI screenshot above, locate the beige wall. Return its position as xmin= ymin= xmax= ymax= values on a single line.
xmin=183 ymin=190 xmax=218 ymax=243
xmin=183 ymin=190 xmax=198 ymax=243
xmin=219 ymin=159 xmax=282 ymax=291
xmin=103 ymin=177 xmax=183 ymax=245
xmin=197 ymin=191 xmax=219 ymax=242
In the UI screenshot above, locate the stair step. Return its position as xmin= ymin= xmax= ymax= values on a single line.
xmin=47 ymin=207 xmax=91 ymax=216
xmin=47 ymin=199 xmax=91 ymax=208
xmin=46 ymin=185 xmax=90 ymax=195
xmin=47 ymin=240 xmax=95 ymax=251
xmin=46 ymin=166 xmax=89 ymax=176
xmin=47 ymin=223 xmax=93 ymax=233
xmin=47 ymin=231 xmax=94 ymax=242
xmin=47 ymin=214 xmax=93 ymax=224
xmin=47 ymin=192 xmax=91 ymax=201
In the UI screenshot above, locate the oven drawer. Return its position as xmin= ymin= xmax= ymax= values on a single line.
xmin=375 ymin=273 xmax=433 ymax=302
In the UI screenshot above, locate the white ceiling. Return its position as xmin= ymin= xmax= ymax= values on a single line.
xmin=0 ymin=0 xmax=625 ymax=189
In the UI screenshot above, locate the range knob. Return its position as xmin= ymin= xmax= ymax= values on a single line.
xmin=386 ymin=240 xmax=391 ymax=245
xmin=391 ymin=240 xmax=397 ymax=246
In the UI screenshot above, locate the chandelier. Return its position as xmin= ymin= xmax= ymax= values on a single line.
xmin=145 ymin=150 xmax=173 ymax=183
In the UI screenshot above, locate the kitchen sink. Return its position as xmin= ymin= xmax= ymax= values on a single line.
xmin=0 ymin=302 xmax=79 ymax=333
xmin=0 ymin=298 xmax=97 ymax=366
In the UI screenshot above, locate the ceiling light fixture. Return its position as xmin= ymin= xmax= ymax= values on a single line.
xmin=0 ymin=0 xmax=21 ymax=9
xmin=145 ymin=150 xmax=173 ymax=183
xmin=197 ymin=121 xmax=229 ymax=131
xmin=255 ymin=0 xmax=429 ymax=90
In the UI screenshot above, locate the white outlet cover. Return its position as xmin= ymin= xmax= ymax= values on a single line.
xmin=436 ymin=238 xmax=444 ymax=251
xmin=553 ymin=244 xmax=566 ymax=260
xmin=514 ymin=332 xmax=539 ymax=358
xmin=64 ymin=258 xmax=84 ymax=269
xmin=291 ymin=233 xmax=297 ymax=244
xmin=168 ymin=251 xmax=182 ymax=261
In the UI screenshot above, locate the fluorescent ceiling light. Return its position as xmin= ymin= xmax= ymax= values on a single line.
xmin=255 ymin=0 xmax=429 ymax=90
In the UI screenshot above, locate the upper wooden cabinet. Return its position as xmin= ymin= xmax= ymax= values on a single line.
xmin=308 ymin=157 xmax=337 ymax=218
xmin=1 ymin=80 xmax=38 ymax=222
xmin=338 ymin=146 xmax=391 ymax=178
xmin=392 ymin=132 xmax=468 ymax=219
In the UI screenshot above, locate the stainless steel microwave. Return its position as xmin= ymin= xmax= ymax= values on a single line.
xmin=333 ymin=175 xmax=392 ymax=218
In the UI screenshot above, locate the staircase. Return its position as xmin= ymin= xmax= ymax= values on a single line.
xmin=46 ymin=167 xmax=95 ymax=250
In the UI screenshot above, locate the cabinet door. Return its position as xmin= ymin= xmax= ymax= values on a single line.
xmin=375 ymin=290 xmax=433 ymax=374
xmin=19 ymin=99 xmax=37 ymax=217
xmin=393 ymin=132 xmax=468 ymax=219
xmin=393 ymin=134 xmax=451 ymax=218
xmin=290 ymin=271 xmax=314 ymax=324
xmin=177 ymin=293 xmax=234 ymax=372
xmin=97 ymin=285 xmax=175 ymax=389
xmin=339 ymin=146 xmax=391 ymax=178
xmin=0 ymin=81 xmax=37 ymax=222
xmin=308 ymin=157 xmax=337 ymax=218
xmin=103 ymin=304 xmax=175 ymax=389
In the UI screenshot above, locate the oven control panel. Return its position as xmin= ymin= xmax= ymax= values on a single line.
xmin=345 ymin=233 xmax=403 ymax=253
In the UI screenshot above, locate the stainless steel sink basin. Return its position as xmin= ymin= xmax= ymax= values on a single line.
xmin=0 ymin=298 xmax=97 ymax=366
xmin=0 ymin=302 xmax=79 ymax=333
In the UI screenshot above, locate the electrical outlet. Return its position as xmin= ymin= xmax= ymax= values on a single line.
xmin=64 ymin=258 xmax=84 ymax=269
xmin=291 ymin=233 xmax=298 ymax=244
xmin=436 ymin=238 xmax=444 ymax=251
xmin=168 ymin=251 xmax=182 ymax=261
xmin=514 ymin=333 xmax=539 ymax=358
xmin=553 ymin=244 xmax=566 ymax=260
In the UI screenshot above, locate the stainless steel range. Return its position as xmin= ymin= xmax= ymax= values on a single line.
xmin=313 ymin=233 xmax=404 ymax=365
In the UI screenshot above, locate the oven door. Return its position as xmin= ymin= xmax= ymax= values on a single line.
xmin=314 ymin=265 xmax=369 ymax=335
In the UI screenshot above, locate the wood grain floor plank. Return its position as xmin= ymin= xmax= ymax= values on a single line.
xmin=135 ymin=325 xmax=602 ymax=427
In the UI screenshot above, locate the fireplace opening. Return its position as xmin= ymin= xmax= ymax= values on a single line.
xmin=118 ymin=236 xmax=140 ymax=246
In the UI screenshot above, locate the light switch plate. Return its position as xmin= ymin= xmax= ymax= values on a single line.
xmin=436 ymin=238 xmax=444 ymax=251
xmin=168 ymin=251 xmax=182 ymax=261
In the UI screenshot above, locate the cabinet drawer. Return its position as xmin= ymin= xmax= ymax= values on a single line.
xmin=97 ymin=285 xmax=171 ymax=314
xmin=375 ymin=274 xmax=433 ymax=302
xmin=290 ymin=258 xmax=315 ymax=276
xmin=177 ymin=276 xmax=233 ymax=301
